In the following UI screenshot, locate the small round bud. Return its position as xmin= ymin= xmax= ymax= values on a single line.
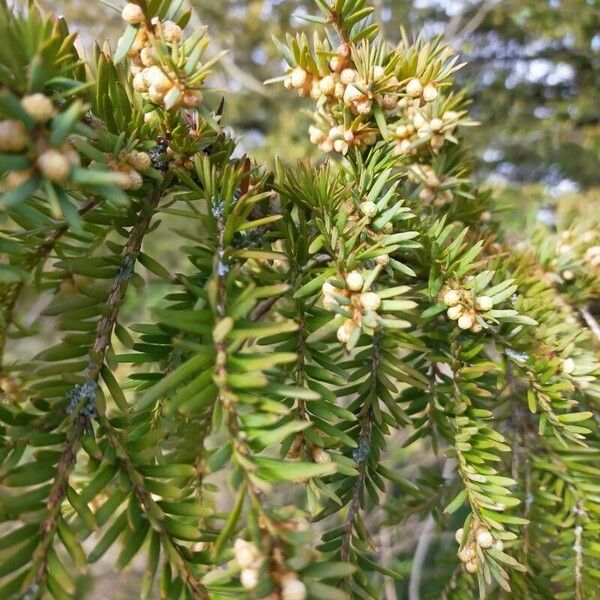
xmin=360 ymin=201 xmax=378 ymax=218
xmin=333 ymin=139 xmax=348 ymax=154
xmin=127 ymin=169 xmax=144 ymax=190
xmin=21 ymin=94 xmax=55 ymax=123
xmin=360 ymin=292 xmax=381 ymax=311
xmin=422 ymin=83 xmax=438 ymax=102
xmin=311 ymin=447 xmax=331 ymax=464
xmin=344 ymin=130 xmax=355 ymax=142
xmin=126 ymin=150 xmax=151 ymax=171
xmin=182 ymin=89 xmax=203 ymax=108
xmin=37 ymin=149 xmax=71 ymax=183
xmin=443 ymin=290 xmax=461 ymax=307
xmin=320 ymin=138 xmax=334 ymax=153
xmin=475 ymin=527 xmax=494 ymax=548
xmin=143 ymin=66 xmax=172 ymax=93
xmin=343 ymin=84 xmax=365 ymax=104
xmin=406 ymin=78 xmax=423 ymax=98
xmin=562 ymin=357 xmax=575 ymax=374
xmin=471 ymin=322 xmax=483 ymax=333
xmin=233 ymin=539 xmax=260 ymax=569
xmin=0 ymin=119 xmax=28 ymax=152
xmin=419 ymin=188 xmax=435 ymax=203
xmin=340 ymin=69 xmax=358 ymax=85
xmin=290 ymin=67 xmax=308 ymax=89
xmin=337 ymin=319 xmax=356 ymax=344
xmin=562 ymin=270 xmax=575 ymax=281
xmin=458 ymin=313 xmax=475 ymax=330
xmin=240 ymin=568 xmax=259 ymax=590
xmin=429 ymin=117 xmax=444 ymax=132
xmin=122 ymin=2 xmax=145 ymax=25
xmin=475 ymin=296 xmax=493 ymax=312
xmin=480 ymin=210 xmax=492 ymax=222
xmin=345 ymin=270 xmax=364 ymax=292
xmin=375 ymin=253 xmax=390 ymax=266
xmin=133 ymin=71 xmax=149 ymax=92
xmin=447 ymin=305 xmax=463 ymax=320
xmin=329 ymin=56 xmax=344 ymax=73
xmin=282 ymin=578 xmax=307 ymax=600
xmin=147 ymin=86 xmax=165 ymax=104
xmin=493 ymin=539 xmax=504 ymax=552
xmin=395 ymin=125 xmax=408 ymax=139
xmin=162 ymin=20 xmax=183 ymax=43
xmin=319 ymin=75 xmax=335 ymax=95
xmin=455 ymin=528 xmax=464 ymax=544
xmin=355 ymin=99 xmax=372 ymax=115
xmin=322 ymin=281 xmax=337 ymax=296
xmin=382 ymin=94 xmax=398 ymax=110
xmin=465 ymin=558 xmax=478 ymax=573
xmin=140 ymin=47 xmax=157 ymax=67
xmin=458 ymin=545 xmax=476 ymax=563
xmin=413 ymin=113 xmax=426 ymax=130
xmin=373 ymin=65 xmax=386 ymax=80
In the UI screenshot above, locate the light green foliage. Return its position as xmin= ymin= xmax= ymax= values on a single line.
xmin=0 ymin=2 xmax=599 ymax=600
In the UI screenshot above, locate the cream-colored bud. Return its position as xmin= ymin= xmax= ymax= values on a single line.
xmin=334 ymin=82 xmax=345 ymax=99
xmin=458 ymin=545 xmax=476 ymax=563
xmin=122 ymin=2 xmax=145 ymax=25
xmin=319 ymin=75 xmax=335 ymax=95
xmin=344 ymin=130 xmax=355 ymax=142
xmin=282 ymin=578 xmax=307 ymax=600
xmin=375 ymin=253 xmax=390 ymax=266
xmin=373 ymin=65 xmax=386 ymax=80
xmin=443 ymin=110 xmax=459 ymax=123
xmin=147 ymin=86 xmax=164 ymax=104
xmin=233 ymin=539 xmax=260 ymax=569
xmin=355 ymin=99 xmax=372 ymax=115
xmin=162 ymin=20 xmax=183 ymax=43
xmin=360 ymin=201 xmax=378 ymax=218
xmin=140 ymin=47 xmax=157 ymax=67
xmin=37 ymin=149 xmax=71 ymax=183
xmin=290 ymin=67 xmax=308 ymax=89
xmin=0 ymin=119 xmax=28 ymax=152
xmin=406 ymin=78 xmax=423 ymax=98
xmin=413 ymin=113 xmax=426 ymax=130
xmin=360 ymin=292 xmax=381 ymax=311
xmin=458 ymin=313 xmax=475 ymax=330
xmin=447 ymin=305 xmax=463 ymax=320
xmin=455 ymin=528 xmax=464 ymax=544
xmin=320 ymin=138 xmax=334 ymax=153
xmin=475 ymin=527 xmax=493 ymax=548
xmin=465 ymin=558 xmax=478 ymax=573
xmin=240 ymin=568 xmax=259 ymax=590
xmin=126 ymin=150 xmax=151 ymax=171
xmin=422 ymin=83 xmax=438 ymax=102
xmin=475 ymin=296 xmax=493 ymax=312
xmin=333 ymin=139 xmax=348 ymax=154
xmin=493 ymin=539 xmax=504 ymax=552
xmin=480 ymin=210 xmax=492 ymax=222
xmin=343 ymin=84 xmax=365 ymax=104
xmin=309 ymin=128 xmax=326 ymax=145
xmin=419 ymin=188 xmax=435 ymax=203
xmin=429 ymin=117 xmax=444 ymax=132
xmin=311 ymin=447 xmax=331 ymax=464
xmin=330 ymin=56 xmax=344 ymax=73
xmin=340 ymin=69 xmax=358 ymax=85
xmin=21 ymin=94 xmax=55 ymax=123
xmin=133 ymin=71 xmax=149 ymax=92
xmin=143 ymin=66 xmax=172 ymax=92
xmin=336 ymin=319 xmax=356 ymax=344
xmin=127 ymin=169 xmax=144 ymax=190
xmin=395 ymin=125 xmax=408 ymax=139
xmin=471 ymin=322 xmax=483 ymax=333
xmin=382 ymin=94 xmax=398 ymax=110
xmin=443 ymin=290 xmax=461 ymax=307
xmin=562 ymin=357 xmax=575 ymax=374
xmin=562 ymin=270 xmax=575 ymax=281
xmin=345 ymin=270 xmax=364 ymax=291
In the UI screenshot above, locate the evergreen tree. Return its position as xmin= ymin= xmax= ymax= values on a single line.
xmin=0 ymin=2 xmax=598 ymax=599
